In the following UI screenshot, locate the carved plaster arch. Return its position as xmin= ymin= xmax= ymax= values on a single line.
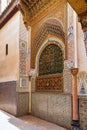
xmin=33 ymin=19 xmax=65 ymax=50
xmin=42 ymin=18 xmax=64 ymax=30
xmin=35 ymin=37 xmax=65 ymax=76
xmin=31 ymin=19 xmax=65 ymax=68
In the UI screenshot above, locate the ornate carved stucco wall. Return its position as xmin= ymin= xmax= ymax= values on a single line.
xmin=28 ymin=1 xmax=73 ymax=129
xmin=31 ymin=1 xmax=67 ymax=68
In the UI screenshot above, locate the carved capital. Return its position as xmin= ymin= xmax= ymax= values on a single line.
xmin=79 ymin=11 xmax=87 ymax=30
xmin=70 ymin=68 xmax=78 ymax=76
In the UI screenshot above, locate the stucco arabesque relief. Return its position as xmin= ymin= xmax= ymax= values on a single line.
xmin=31 ymin=22 xmax=65 ymax=68
xmin=18 ymin=0 xmax=67 ymax=69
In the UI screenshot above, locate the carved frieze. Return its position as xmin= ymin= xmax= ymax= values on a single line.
xmin=19 ymin=0 xmax=66 ymax=28
xmin=20 ymin=0 xmax=50 ymax=17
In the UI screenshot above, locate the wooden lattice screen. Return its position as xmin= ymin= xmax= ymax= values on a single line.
xmin=39 ymin=44 xmax=63 ymax=75
xmin=36 ymin=74 xmax=63 ymax=92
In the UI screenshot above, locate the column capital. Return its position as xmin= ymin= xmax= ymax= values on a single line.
xmin=79 ymin=11 xmax=87 ymax=31
xmin=70 ymin=68 xmax=78 ymax=76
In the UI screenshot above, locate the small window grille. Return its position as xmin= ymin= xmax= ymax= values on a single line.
xmin=6 ymin=44 xmax=8 ymax=55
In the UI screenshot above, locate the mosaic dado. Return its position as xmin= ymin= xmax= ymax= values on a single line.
xmin=36 ymin=74 xmax=63 ymax=92
xmin=32 ymin=92 xmax=72 ymax=129
xmin=79 ymin=97 xmax=87 ymax=130
xmin=17 ymin=92 xmax=29 ymax=116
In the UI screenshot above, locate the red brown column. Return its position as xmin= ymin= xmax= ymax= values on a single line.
xmin=70 ymin=68 xmax=79 ymax=130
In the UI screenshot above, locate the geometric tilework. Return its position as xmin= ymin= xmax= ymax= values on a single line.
xmin=32 ymin=92 xmax=72 ymax=129
xmin=79 ymin=96 xmax=87 ymax=130
xmin=17 ymin=92 xmax=29 ymax=116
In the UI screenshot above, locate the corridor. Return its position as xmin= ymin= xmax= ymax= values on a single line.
xmin=0 ymin=110 xmax=68 ymax=130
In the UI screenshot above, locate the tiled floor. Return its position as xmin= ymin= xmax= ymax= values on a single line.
xmin=0 ymin=110 xmax=68 ymax=130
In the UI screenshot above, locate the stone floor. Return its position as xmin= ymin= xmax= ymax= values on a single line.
xmin=0 ymin=110 xmax=68 ymax=130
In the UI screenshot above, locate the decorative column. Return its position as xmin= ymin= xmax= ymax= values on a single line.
xmin=70 ymin=68 xmax=79 ymax=130
xmin=28 ymin=74 xmax=32 ymax=113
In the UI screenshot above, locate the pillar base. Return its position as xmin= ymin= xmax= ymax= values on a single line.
xmin=72 ymin=120 xmax=80 ymax=130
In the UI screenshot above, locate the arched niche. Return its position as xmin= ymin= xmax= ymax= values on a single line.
xmin=35 ymin=39 xmax=64 ymax=92
xmin=31 ymin=19 xmax=65 ymax=68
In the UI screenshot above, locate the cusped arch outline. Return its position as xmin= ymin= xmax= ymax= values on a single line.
xmin=35 ymin=37 xmax=65 ymax=76
xmin=34 ymin=19 xmax=65 ymax=50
